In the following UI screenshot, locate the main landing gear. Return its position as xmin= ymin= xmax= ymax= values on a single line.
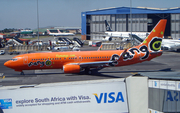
xmin=84 ymin=68 xmax=93 ymax=75
xmin=20 ymin=71 xmax=24 ymax=75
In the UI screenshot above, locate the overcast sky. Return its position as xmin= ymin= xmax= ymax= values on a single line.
xmin=0 ymin=0 xmax=180 ymax=30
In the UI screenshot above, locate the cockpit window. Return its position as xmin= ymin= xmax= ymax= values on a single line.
xmin=11 ymin=58 xmax=18 ymax=61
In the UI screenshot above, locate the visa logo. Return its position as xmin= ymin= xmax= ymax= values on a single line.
xmin=4 ymin=99 xmax=12 ymax=103
xmin=166 ymin=91 xmax=180 ymax=101
xmin=93 ymin=92 xmax=124 ymax=104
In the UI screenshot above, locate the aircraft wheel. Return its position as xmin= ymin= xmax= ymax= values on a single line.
xmin=20 ymin=71 xmax=24 ymax=75
xmin=88 ymin=70 xmax=92 ymax=75
xmin=84 ymin=68 xmax=92 ymax=75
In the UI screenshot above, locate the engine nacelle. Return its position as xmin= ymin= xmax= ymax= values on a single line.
xmin=161 ymin=46 xmax=170 ymax=51
xmin=63 ymin=64 xmax=80 ymax=73
xmin=102 ymin=36 xmax=112 ymax=41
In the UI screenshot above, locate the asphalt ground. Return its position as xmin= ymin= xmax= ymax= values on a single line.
xmin=0 ymin=48 xmax=180 ymax=86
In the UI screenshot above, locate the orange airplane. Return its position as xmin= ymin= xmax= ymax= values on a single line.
xmin=4 ymin=19 xmax=167 ymax=75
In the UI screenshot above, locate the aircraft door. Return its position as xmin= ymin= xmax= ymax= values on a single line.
xmin=79 ymin=56 xmax=82 ymax=62
xmin=74 ymin=56 xmax=78 ymax=62
xmin=23 ymin=56 xmax=28 ymax=64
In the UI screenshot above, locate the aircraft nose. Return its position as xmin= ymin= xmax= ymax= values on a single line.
xmin=4 ymin=61 xmax=11 ymax=68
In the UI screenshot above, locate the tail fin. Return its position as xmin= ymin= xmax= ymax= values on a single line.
xmin=97 ymin=44 xmax=103 ymax=51
xmin=105 ymin=20 xmax=112 ymax=31
xmin=138 ymin=19 xmax=167 ymax=52
xmin=47 ymin=29 xmax=50 ymax=34
xmin=57 ymin=29 xmax=61 ymax=33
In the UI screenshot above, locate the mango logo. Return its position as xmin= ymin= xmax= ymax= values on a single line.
xmin=149 ymin=37 xmax=162 ymax=51
xmin=93 ymin=92 xmax=124 ymax=104
xmin=45 ymin=60 xmax=52 ymax=66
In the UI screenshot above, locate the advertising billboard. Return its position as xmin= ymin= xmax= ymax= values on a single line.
xmin=0 ymin=79 xmax=128 ymax=113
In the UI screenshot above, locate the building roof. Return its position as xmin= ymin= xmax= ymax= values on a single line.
xmin=82 ymin=7 xmax=180 ymax=15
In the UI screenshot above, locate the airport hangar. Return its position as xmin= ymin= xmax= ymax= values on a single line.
xmin=81 ymin=7 xmax=180 ymax=40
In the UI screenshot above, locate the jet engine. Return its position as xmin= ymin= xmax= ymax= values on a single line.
xmin=63 ymin=64 xmax=80 ymax=73
xmin=161 ymin=45 xmax=171 ymax=51
xmin=102 ymin=36 xmax=112 ymax=41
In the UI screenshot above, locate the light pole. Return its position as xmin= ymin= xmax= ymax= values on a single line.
xmin=130 ymin=0 xmax=133 ymax=47
xmin=37 ymin=0 xmax=40 ymax=50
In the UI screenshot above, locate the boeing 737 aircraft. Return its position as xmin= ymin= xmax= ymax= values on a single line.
xmin=4 ymin=19 xmax=167 ymax=75
xmin=104 ymin=20 xmax=149 ymax=41
xmin=47 ymin=29 xmax=74 ymax=36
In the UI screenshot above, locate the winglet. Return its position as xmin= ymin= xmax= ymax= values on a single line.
xmin=97 ymin=44 xmax=103 ymax=51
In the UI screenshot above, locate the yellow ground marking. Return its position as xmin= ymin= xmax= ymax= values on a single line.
xmin=0 ymin=76 xmax=5 ymax=79
xmin=131 ymin=72 xmax=138 ymax=75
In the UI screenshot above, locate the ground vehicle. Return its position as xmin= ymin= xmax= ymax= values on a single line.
xmin=47 ymin=46 xmax=69 ymax=51
xmin=8 ymin=51 xmax=20 ymax=55
xmin=0 ymin=50 xmax=5 ymax=55
xmin=89 ymin=41 xmax=92 ymax=46
xmin=92 ymin=41 xmax=102 ymax=47
xmin=72 ymin=47 xmax=80 ymax=51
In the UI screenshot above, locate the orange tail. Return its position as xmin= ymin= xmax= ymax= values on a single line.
xmin=119 ymin=19 xmax=167 ymax=62
xmin=139 ymin=19 xmax=167 ymax=52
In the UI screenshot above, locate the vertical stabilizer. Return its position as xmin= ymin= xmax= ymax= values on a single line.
xmin=105 ymin=20 xmax=112 ymax=31
xmin=57 ymin=29 xmax=61 ymax=33
xmin=47 ymin=29 xmax=51 ymax=34
xmin=139 ymin=19 xmax=167 ymax=52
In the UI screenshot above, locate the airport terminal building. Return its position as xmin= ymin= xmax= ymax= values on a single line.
xmin=81 ymin=7 xmax=180 ymax=40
